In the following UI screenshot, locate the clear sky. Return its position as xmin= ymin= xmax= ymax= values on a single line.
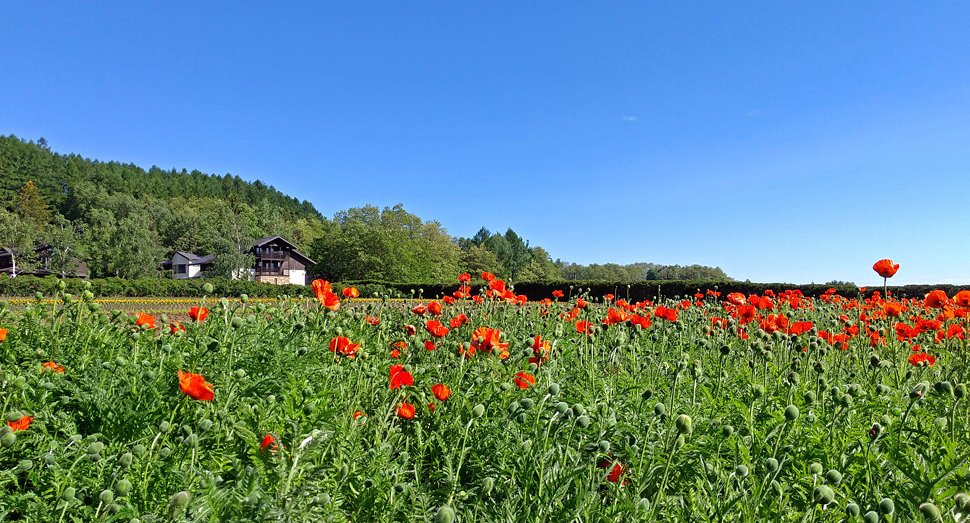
xmin=2 ymin=2 xmax=968 ymax=286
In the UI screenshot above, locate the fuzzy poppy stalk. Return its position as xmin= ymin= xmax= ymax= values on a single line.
xmin=178 ymin=370 xmax=214 ymax=401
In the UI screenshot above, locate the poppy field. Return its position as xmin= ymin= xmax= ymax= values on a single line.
xmin=1 ymin=263 xmax=970 ymax=522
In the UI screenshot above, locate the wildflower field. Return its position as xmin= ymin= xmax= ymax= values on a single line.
xmin=1 ymin=264 xmax=969 ymax=522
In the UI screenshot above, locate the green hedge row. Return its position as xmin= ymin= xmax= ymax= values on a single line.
xmin=1 ymin=275 xmax=964 ymax=302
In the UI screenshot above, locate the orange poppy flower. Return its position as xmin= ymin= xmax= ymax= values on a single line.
xmin=471 ymin=327 xmax=509 ymax=355
xmin=514 ymin=372 xmax=536 ymax=389
xmin=726 ymin=293 xmax=747 ymax=306
xmin=872 ymin=259 xmax=900 ymax=278
xmin=366 ymin=316 xmax=380 ymax=326
xmin=458 ymin=273 xmax=471 ymax=283
xmin=136 ymin=313 xmax=156 ymax=329
xmin=449 ymin=314 xmax=469 ymax=328
xmin=189 ymin=306 xmax=208 ymax=322
xmin=396 ymin=402 xmax=415 ymax=419
xmin=953 ymin=290 xmax=970 ymax=308
xmin=411 ymin=304 xmax=427 ymax=316
xmin=428 ymin=302 xmax=443 ymax=316
xmin=342 ymin=287 xmax=360 ymax=298
xmin=178 ymin=370 xmax=214 ymax=401
xmin=481 ymin=272 xmax=495 ymax=282
xmin=489 ymin=280 xmax=506 ymax=294
xmin=882 ymin=302 xmax=904 ymax=317
xmin=425 ymin=320 xmax=450 ymax=338
xmin=598 ymin=459 xmax=628 ymax=483
xmin=329 ymin=336 xmax=361 ymax=358
xmin=312 ymin=279 xmax=332 ymax=296
xmin=389 ymin=365 xmax=414 ymax=389
xmin=431 ymin=384 xmax=451 ymax=401
xmin=312 ymin=280 xmax=340 ymax=309
xmin=424 ymin=340 xmax=436 ymax=351
xmin=653 ymin=306 xmax=678 ymax=322
xmin=576 ymin=298 xmax=588 ymax=309
xmin=442 ymin=296 xmax=455 ymax=305
xmin=42 ymin=361 xmax=65 ymax=374
xmin=7 ymin=415 xmax=32 ymax=432
xmin=404 ymin=324 xmax=417 ymax=336
xmin=390 ymin=349 xmax=401 ymax=359
xmin=552 ymin=290 xmax=564 ymax=299
xmin=924 ymin=290 xmax=948 ymax=309
xmin=576 ymin=321 xmax=595 ymax=334
xmin=908 ymin=352 xmax=935 ymax=367
xmin=0 ymin=328 xmax=7 ymax=342
xmin=260 ymin=433 xmax=284 ymax=454
xmin=169 ymin=321 xmax=186 ymax=334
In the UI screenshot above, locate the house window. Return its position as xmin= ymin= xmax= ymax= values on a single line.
xmin=175 ymin=264 xmax=187 ymax=274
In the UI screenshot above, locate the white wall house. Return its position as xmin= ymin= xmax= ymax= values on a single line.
xmin=167 ymin=237 xmax=315 ymax=286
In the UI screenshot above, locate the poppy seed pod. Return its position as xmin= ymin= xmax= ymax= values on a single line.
xmin=862 ymin=511 xmax=879 ymax=523
xmin=825 ymin=469 xmax=842 ymax=485
xmin=810 ymin=462 xmax=823 ymax=475
xmin=879 ymin=497 xmax=894 ymax=515
xmin=766 ymin=458 xmax=779 ymax=472
xmin=784 ymin=405 xmax=799 ymax=421
xmin=845 ymin=503 xmax=860 ymax=517
xmin=918 ymin=502 xmax=942 ymax=522
xmin=99 ymin=489 xmax=114 ymax=504
xmin=675 ymin=414 xmax=692 ymax=434
xmin=576 ymin=415 xmax=590 ymax=428
xmin=472 ymin=404 xmax=485 ymax=418
xmin=62 ymin=487 xmax=76 ymax=501
xmin=435 ymin=505 xmax=456 ymax=523
xmin=653 ymin=403 xmax=665 ymax=416
xmin=735 ymin=464 xmax=748 ymax=477
xmin=813 ymin=485 xmax=835 ymax=505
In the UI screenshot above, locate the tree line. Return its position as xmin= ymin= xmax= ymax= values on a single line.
xmin=1 ymin=135 xmax=731 ymax=283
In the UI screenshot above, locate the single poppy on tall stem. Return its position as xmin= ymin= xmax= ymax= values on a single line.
xmin=872 ymin=259 xmax=899 ymax=297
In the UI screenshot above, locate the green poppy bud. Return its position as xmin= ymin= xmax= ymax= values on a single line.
xmin=641 ymin=389 xmax=653 ymax=401
xmin=507 ymin=401 xmax=520 ymax=415
xmin=184 ymin=433 xmax=199 ymax=448
xmin=735 ymin=464 xmax=748 ymax=477
xmin=88 ymin=441 xmax=104 ymax=455
xmin=653 ymin=403 xmax=666 ymax=416
xmin=231 ymin=316 xmax=244 ymax=329
xmin=520 ymin=398 xmax=534 ymax=409
xmin=879 ymin=497 xmax=894 ymax=515
xmin=472 ymin=404 xmax=485 ymax=418
xmin=675 ymin=414 xmax=692 ymax=434
xmin=825 ymin=469 xmax=842 ymax=485
xmin=674 ymin=434 xmax=685 ymax=449
xmin=116 ymin=479 xmax=132 ymax=496
xmin=1 ymin=432 xmax=15 ymax=448
xmin=752 ymin=384 xmax=765 ymax=398
xmin=576 ymin=415 xmax=590 ymax=428
xmin=839 ymin=394 xmax=853 ymax=407
xmin=845 ymin=503 xmax=860 ymax=517
xmin=784 ymin=405 xmax=799 ymax=421
xmin=722 ymin=425 xmax=734 ymax=438
xmin=499 ymin=382 xmax=512 ymax=392
xmin=133 ymin=444 xmax=146 ymax=457
xmin=810 ymin=462 xmax=823 ymax=475
xmin=862 ymin=511 xmax=879 ymax=523
xmin=338 ymin=464 xmax=349 ymax=481
xmin=62 ymin=487 xmax=76 ymax=501
xmin=119 ymin=452 xmax=133 ymax=468
xmin=481 ymin=477 xmax=495 ymax=495
xmin=159 ymin=421 xmax=171 ymax=433
xmin=955 ymin=383 xmax=967 ymax=399
xmin=598 ymin=441 xmax=610 ymax=453
xmin=169 ymin=490 xmax=191 ymax=513
xmin=17 ymin=459 xmax=33 ymax=471
xmin=6 ymin=411 xmax=24 ymax=423
xmin=100 ymin=489 xmax=114 ymax=504
xmin=954 ymin=493 xmax=970 ymax=513
xmin=918 ymin=502 xmax=942 ymax=522
xmin=556 ymin=402 xmax=569 ymax=415
xmin=548 ymin=383 xmax=560 ymax=396
xmin=813 ymin=485 xmax=835 ymax=505
xmin=573 ymin=404 xmax=587 ymax=417
xmin=159 ymin=447 xmax=172 ymax=459
xmin=435 ymin=505 xmax=456 ymax=523
xmin=766 ymin=458 xmax=779 ymax=472
xmin=44 ymin=453 xmax=56 ymax=465
xmin=803 ymin=391 xmax=816 ymax=405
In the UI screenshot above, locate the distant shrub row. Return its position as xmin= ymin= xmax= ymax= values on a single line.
xmin=1 ymin=275 xmax=963 ymax=302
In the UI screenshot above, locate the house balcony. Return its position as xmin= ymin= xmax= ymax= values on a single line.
xmin=254 ymin=268 xmax=291 ymax=277
xmin=255 ymin=252 xmax=289 ymax=261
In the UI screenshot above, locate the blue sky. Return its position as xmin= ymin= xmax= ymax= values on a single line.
xmin=2 ymin=2 xmax=968 ymax=285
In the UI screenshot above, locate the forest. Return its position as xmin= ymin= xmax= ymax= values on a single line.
xmin=0 ymin=135 xmax=731 ymax=283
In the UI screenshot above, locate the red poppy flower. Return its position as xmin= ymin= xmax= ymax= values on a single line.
xmin=189 ymin=306 xmax=208 ymax=322
xmin=602 ymin=308 xmax=629 ymax=326
xmin=514 ymin=372 xmax=536 ymax=389
xmin=390 ymin=349 xmax=401 ymax=359
xmin=489 ymin=280 xmax=506 ymax=294
xmin=353 ymin=411 xmax=365 ymax=420
xmin=0 ymin=328 xmax=7 ymax=342
xmin=329 ymin=336 xmax=361 ymax=358
xmin=405 ymin=324 xmax=417 ymax=336
xmin=428 ymin=302 xmax=443 ymax=316
xmin=312 ymin=279 xmax=332 ymax=296
xmin=396 ymin=402 xmax=416 ymax=419
xmin=136 ymin=313 xmax=156 ymax=329
xmin=481 ymin=272 xmax=495 ymax=282
xmin=425 ymin=320 xmax=450 ymax=338
xmin=169 ymin=321 xmax=186 ymax=334
xmin=872 ymin=259 xmax=900 ymax=278
xmin=925 ymin=290 xmax=948 ymax=309
xmin=576 ymin=298 xmax=588 ymax=309
xmin=552 ymin=290 xmax=564 ymax=299
xmin=366 ymin=316 xmax=380 ymax=326
xmin=882 ymin=302 xmax=904 ymax=317
xmin=178 ymin=370 xmax=214 ymax=401
xmin=598 ymin=459 xmax=627 ymax=483
xmin=458 ymin=273 xmax=471 ymax=283
xmin=576 ymin=320 xmax=595 ymax=334
xmin=260 ymin=433 xmax=284 ymax=454
xmin=653 ymin=306 xmax=678 ymax=322
xmin=442 ymin=296 xmax=455 ymax=305
xmin=954 ymin=290 xmax=970 ymax=308
xmin=471 ymin=327 xmax=509 ymax=357
xmin=342 ymin=287 xmax=359 ymax=298
xmin=726 ymin=293 xmax=747 ymax=306
xmin=42 ymin=361 xmax=65 ymax=374
xmin=450 ymin=314 xmax=470 ymax=328
xmin=908 ymin=352 xmax=936 ymax=367
xmin=411 ymin=304 xmax=427 ymax=316
xmin=390 ymin=365 xmax=414 ymax=389
xmin=431 ymin=383 xmax=451 ymax=401
xmin=7 ymin=415 xmax=32 ymax=432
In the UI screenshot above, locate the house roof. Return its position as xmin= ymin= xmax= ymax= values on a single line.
xmin=189 ymin=253 xmax=216 ymax=266
xmin=251 ymin=236 xmax=316 ymax=266
xmin=173 ymin=251 xmax=201 ymax=262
